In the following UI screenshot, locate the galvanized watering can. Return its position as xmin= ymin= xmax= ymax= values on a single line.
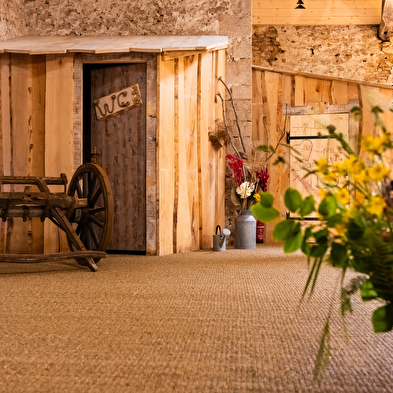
xmin=213 ymin=225 xmax=230 ymax=252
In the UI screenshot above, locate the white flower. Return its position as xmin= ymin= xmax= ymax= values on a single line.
xmin=236 ymin=182 xmax=255 ymax=199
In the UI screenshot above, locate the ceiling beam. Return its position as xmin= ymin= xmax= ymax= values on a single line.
xmin=379 ymin=0 xmax=393 ymax=41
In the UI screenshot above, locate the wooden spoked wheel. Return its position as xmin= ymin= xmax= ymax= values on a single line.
xmin=67 ymin=163 xmax=114 ymax=262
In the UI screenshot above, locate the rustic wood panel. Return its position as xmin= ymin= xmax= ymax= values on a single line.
xmin=289 ymin=113 xmax=349 ymax=214
xmin=331 ymin=80 xmax=349 ymax=105
xmin=174 ymin=57 xmax=193 ymax=253
xmin=30 ymin=56 xmax=46 ymax=253
xmin=253 ymin=0 xmax=381 ymax=25
xmin=44 ymin=54 xmax=75 ymax=253
xmin=145 ymin=55 xmax=158 ymax=256
xmin=252 ymin=69 xmax=393 ymax=242
xmin=198 ymin=52 xmax=215 ymax=249
xmin=184 ymin=55 xmax=200 ymax=251
xmin=7 ymin=55 xmax=33 ymax=253
xmin=214 ymin=49 xmax=226 ymax=231
xmin=158 ymin=57 xmax=175 ymax=255
xmin=359 ymin=85 xmax=377 ymax=142
xmin=0 ymin=36 xmax=228 ymax=55
xmin=304 ymin=78 xmax=331 ymax=105
xmin=90 ymin=63 xmax=147 ymax=251
xmin=292 ymin=75 xmax=305 ymax=107
xmin=0 ymin=54 xmax=11 ymax=253
xmin=252 ymin=69 xmax=265 ymax=142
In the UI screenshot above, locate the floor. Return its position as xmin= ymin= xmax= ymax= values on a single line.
xmin=0 ymin=245 xmax=392 ymax=392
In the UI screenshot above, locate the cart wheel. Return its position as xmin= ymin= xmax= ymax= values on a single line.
xmin=67 ymin=163 xmax=114 ymax=262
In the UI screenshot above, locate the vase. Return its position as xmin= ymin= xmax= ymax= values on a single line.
xmin=235 ymin=210 xmax=256 ymax=249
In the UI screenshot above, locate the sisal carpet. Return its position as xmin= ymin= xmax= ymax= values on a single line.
xmin=0 ymin=245 xmax=392 ymax=393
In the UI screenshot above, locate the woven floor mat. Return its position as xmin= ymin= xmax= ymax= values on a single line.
xmin=0 ymin=245 xmax=391 ymax=392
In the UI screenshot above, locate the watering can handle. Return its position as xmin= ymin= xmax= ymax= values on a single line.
xmin=215 ymin=225 xmax=222 ymax=235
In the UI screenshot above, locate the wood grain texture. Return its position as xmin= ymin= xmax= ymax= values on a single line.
xmin=0 ymin=54 xmax=11 ymax=252
xmin=90 ymin=63 xmax=147 ymax=251
xmin=198 ymin=52 xmax=215 ymax=249
xmin=174 ymin=57 xmax=193 ymax=252
xmin=0 ymin=36 xmax=229 ymax=55
xmin=184 ymin=55 xmax=200 ymax=251
xmin=158 ymin=57 xmax=175 ymax=255
xmin=30 ymin=56 xmax=46 ymax=253
xmin=7 ymin=54 xmax=32 ymax=253
xmin=253 ymin=0 xmax=381 ymax=25
xmin=44 ymin=54 xmax=74 ymax=253
xmin=214 ymin=49 xmax=226 ymax=231
xmin=252 ymin=68 xmax=393 ymax=242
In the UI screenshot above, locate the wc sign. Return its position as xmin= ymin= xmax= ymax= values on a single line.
xmin=94 ymin=84 xmax=142 ymax=121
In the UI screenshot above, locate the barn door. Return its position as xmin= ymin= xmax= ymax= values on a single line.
xmin=84 ymin=63 xmax=147 ymax=252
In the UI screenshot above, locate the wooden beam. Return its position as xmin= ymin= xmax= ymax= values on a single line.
xmin=379 ymin=0 xmax=393 ymax=40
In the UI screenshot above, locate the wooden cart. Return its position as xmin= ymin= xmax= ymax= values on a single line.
xmin=0 ymin=163 xmax=114 ymax=272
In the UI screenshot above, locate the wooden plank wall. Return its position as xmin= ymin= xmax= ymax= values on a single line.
xmin=253 ymin=0 xmax=381 ymax=25
xmin=0 ymin=54 xmax=47 ymax=253
xmin=252 ymin=67 xmax=393 ymax=243
xmin=44 ymin=54 xmax=75 ymax=253
xmin=0 ymin=49 xmax=225 ymax=256
xmin=158 ymin=49 xmax=226 ymax=255
xmin=0 ymin=53 xmax=74 ymax=254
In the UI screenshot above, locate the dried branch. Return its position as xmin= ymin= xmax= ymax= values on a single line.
xmin=217 ymin=92 xmax=241 ymax=158
xmin=218 ymin=77 xmax=246 ymax=154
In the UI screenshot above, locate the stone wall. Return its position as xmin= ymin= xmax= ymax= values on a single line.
xmin=21 ymin=0 xmax=252 ymax=137
xmin=0 ymin=0 xmax=27 ymax=40
xmin=253 ymin=25 xmax=393 ymax=85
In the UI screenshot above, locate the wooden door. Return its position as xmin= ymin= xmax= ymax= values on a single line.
xmin=84 ymin=63 xmax=146 ymax=251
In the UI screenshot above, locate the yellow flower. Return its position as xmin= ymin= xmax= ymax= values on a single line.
xmin=352 ymin=170 xmax=369 ymax=184
xmin=368 ymin=163 xmax=390 ymax=182
xmin=381 ymin=132 xmax=391 ymax=145
xmin=342 ymin=210 xmax=353 ymax=223
xmin=367 ymin=195 xmax=386 ymax=216
xmin=361 ymin=135 xmax=384 ymax=154
xmin=348 ymin=160 xmax=365 ymax=175
xmin=319 ymin=189 xmax=328 ymax=200
xmin=343 ymin=155 xmax=358 ymax=171
xmin=352 ymin=192 xmax=366 ymax=208
xmin=335 ymin=188 xmax=350 ymax=205
xmin=254 ymin=193 xmax=261 ymax=202
xmin=315 ymin=158 xmax=329 ymax=174
xmin=332 ymin=161 xmax=347 ymax=176
xmin=334 ymin=223 xmax=347 ymax=237
xmin=323 ymin=172 xmax=338 ymax=184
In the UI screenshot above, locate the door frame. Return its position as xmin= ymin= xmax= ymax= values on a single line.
xmin=74 ymin=52 xmax=158 ymax=255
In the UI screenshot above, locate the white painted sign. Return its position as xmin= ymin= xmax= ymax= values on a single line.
xmin=94 ymin=84 xmax=142 ymax=121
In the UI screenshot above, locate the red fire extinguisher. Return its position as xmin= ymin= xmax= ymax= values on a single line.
xmin=256 ymin=221 xmax=264 ymax=243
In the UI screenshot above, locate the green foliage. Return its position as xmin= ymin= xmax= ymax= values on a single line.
xmin=360 ymin=280 xmax=379 ymax=301
xmin=372 ymin=305 xmax=393 ymax=333
xmin=318 ymin=195 xmax=337 ymax=218
xmin=329 ymin=242 xmax=348 ymax=268
xmin=284 ymin=188 xmax=302 ymax=213
xmin=250 ymin=106 xmax=393 ymax=380
xmin=250 ymin=193 xmax=279 ymax=222
xmin=313 ymin=321 xmax=331 ymax=381
xmin=300 ymin=196 xmax=315 ymax=217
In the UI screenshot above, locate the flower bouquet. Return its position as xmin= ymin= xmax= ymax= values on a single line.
xmin=251 ymin=106 xmax=393 ymax=377
xmin=227 ymin=153 xmax=269 ymax=211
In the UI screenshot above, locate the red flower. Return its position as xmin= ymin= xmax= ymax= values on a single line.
xmin=256 ymin=169 xmax=269 ymax=192
xmin=226 ymin=154 xmax=244 ymax=186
